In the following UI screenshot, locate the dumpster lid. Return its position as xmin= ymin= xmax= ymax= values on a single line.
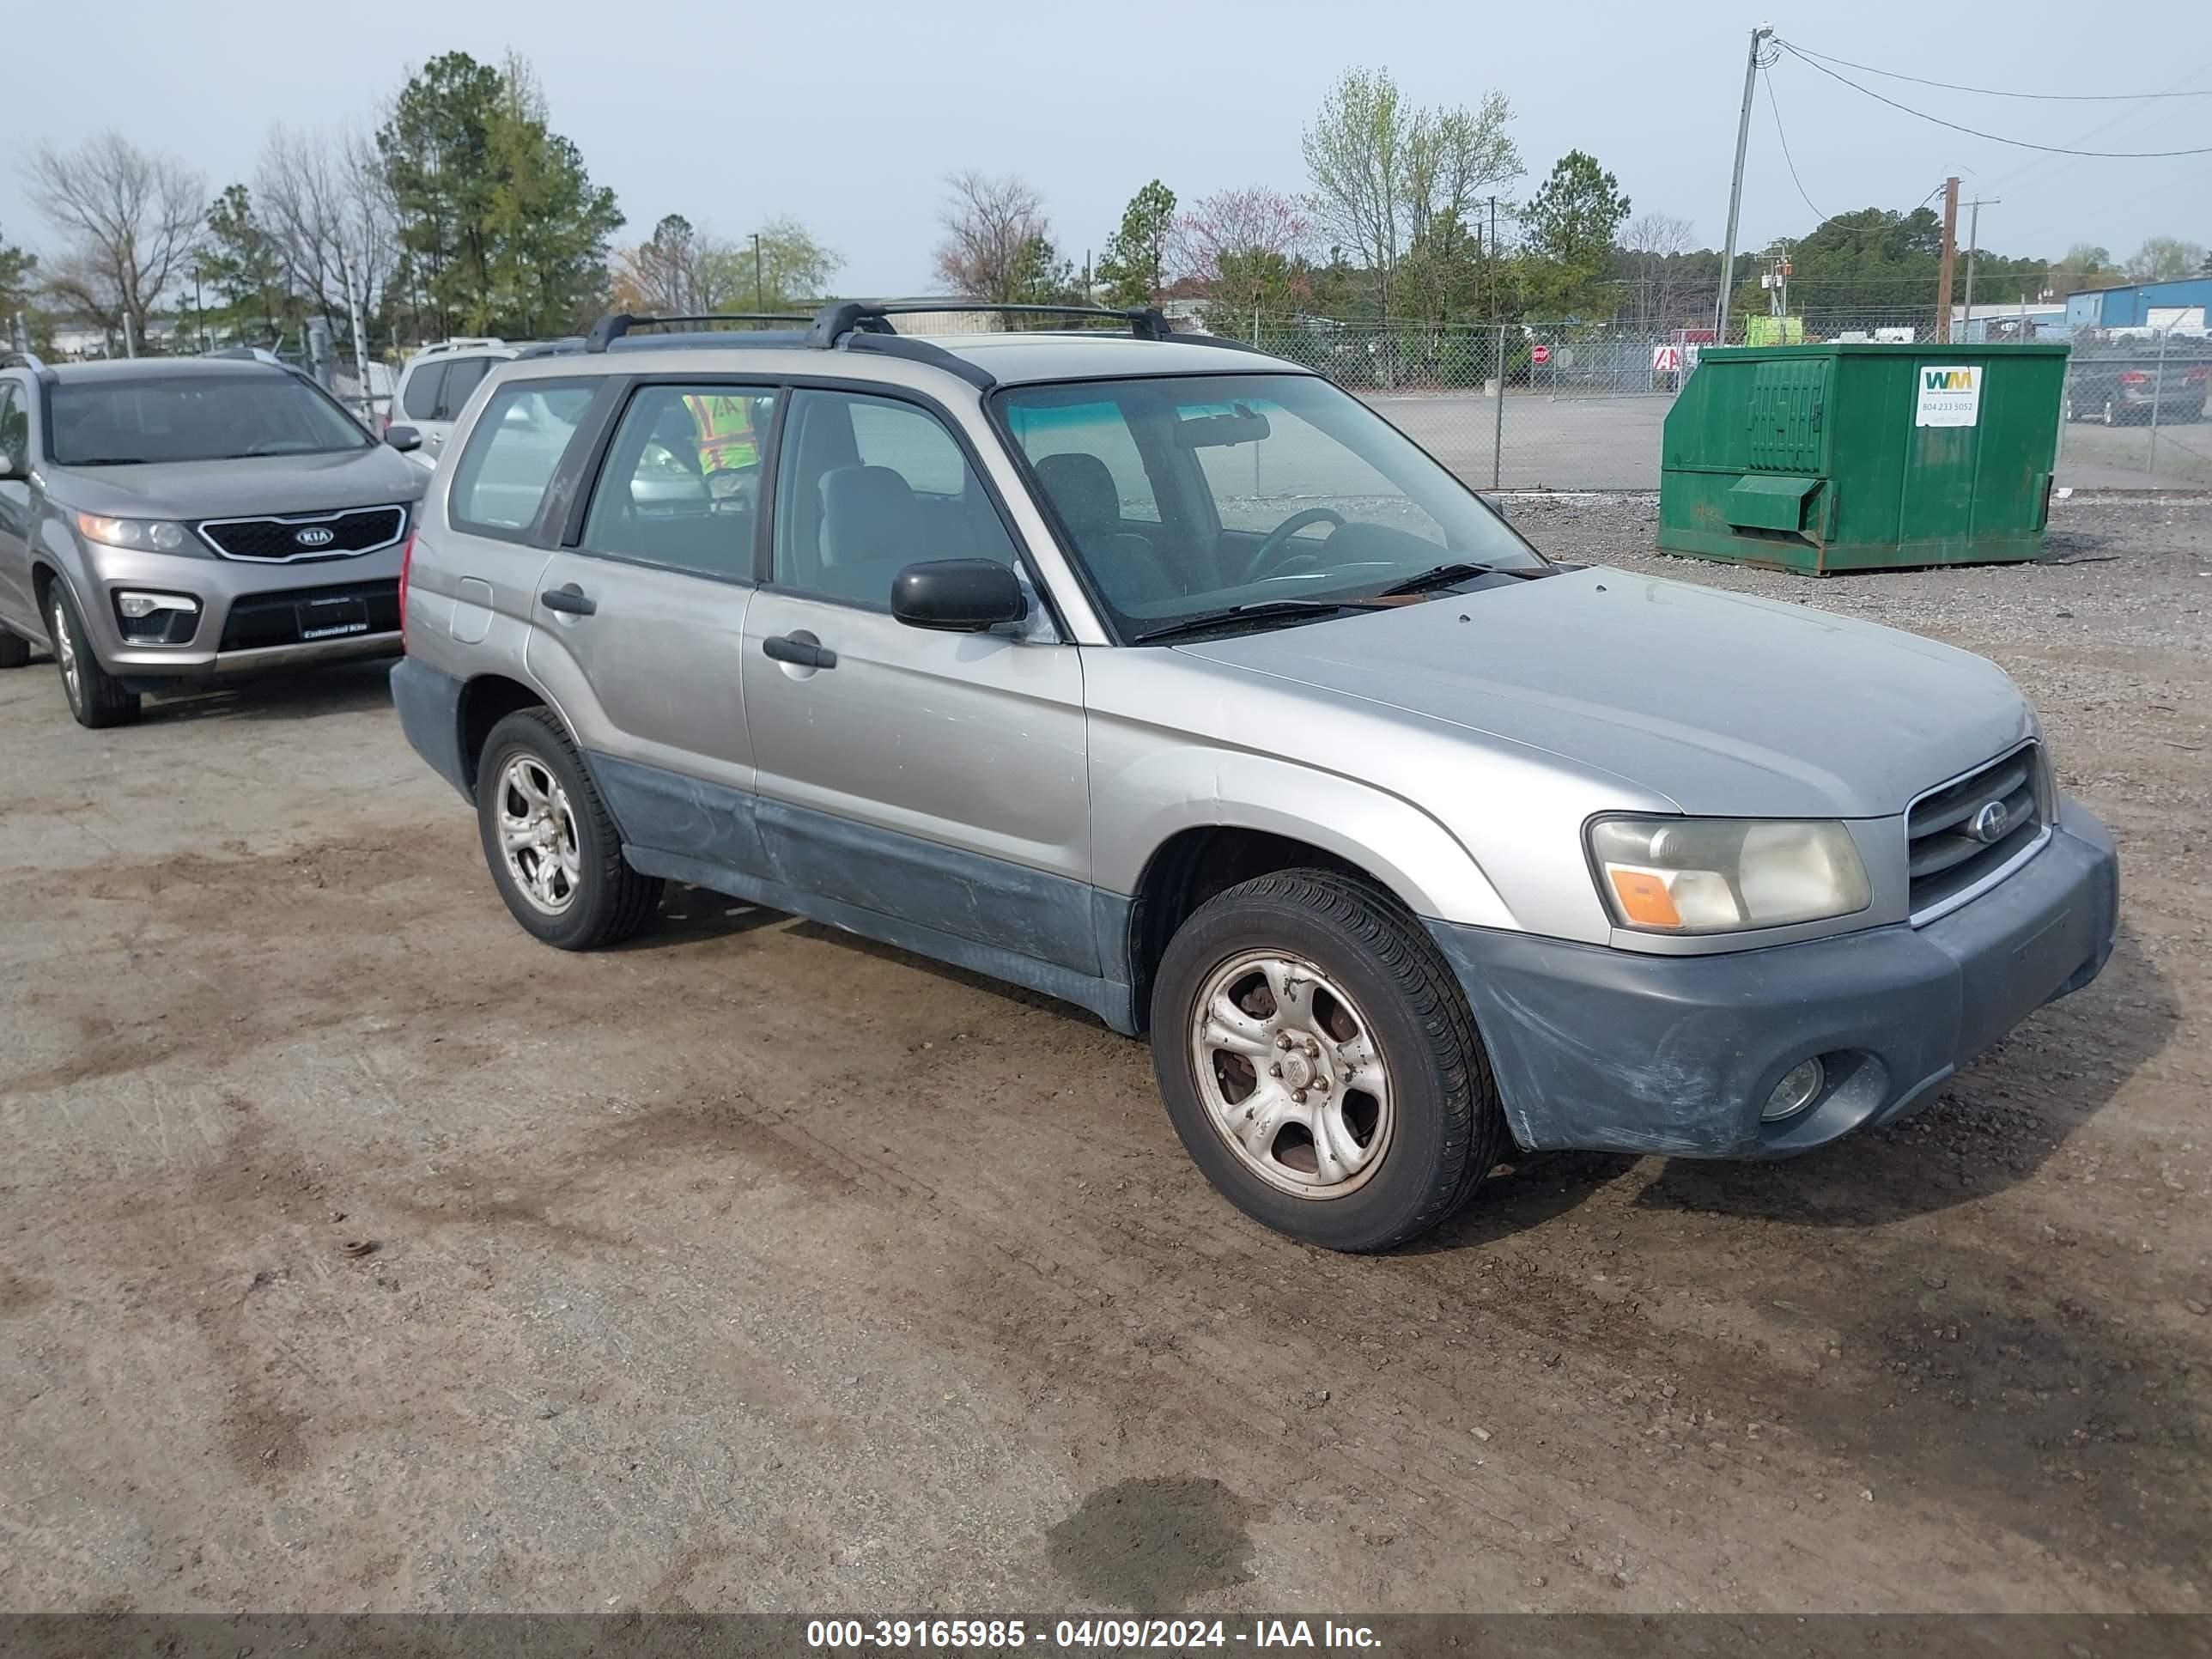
xmin=1725 ymin=474 xmax=1821 ymax=532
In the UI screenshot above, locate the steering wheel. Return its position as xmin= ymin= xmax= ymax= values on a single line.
xmin=1238 ymin=507 xmax=1346 ymax=584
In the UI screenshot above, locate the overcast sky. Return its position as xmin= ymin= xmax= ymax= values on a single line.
xmin=7 ymin=0 xmax=2209 ymax=296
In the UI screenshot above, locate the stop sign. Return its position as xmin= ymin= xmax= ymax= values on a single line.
xmin=1530 ymin=343 xmax=1552 ymax=365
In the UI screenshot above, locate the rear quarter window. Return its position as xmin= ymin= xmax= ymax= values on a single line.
xmin=448 ymin=380 xmax=598 ymax=537
xmin=400 ymin=362 xmax=445 ymax=422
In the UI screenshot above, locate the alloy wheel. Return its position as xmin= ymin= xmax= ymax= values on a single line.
xmin=495 ymin=754 xmax=583 ymax=915
xmin=1190 ymin=950 xmax=1395 ymax=1199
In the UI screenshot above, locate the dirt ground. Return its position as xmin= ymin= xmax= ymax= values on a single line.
xmin=0 ymin=495 xmax=2207 ymax=1617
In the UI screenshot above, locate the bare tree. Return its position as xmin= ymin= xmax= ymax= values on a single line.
xmin=1303 ymin=69 xmax=1520 ymax=322
xmin=1620 ymin=210 xmax=1696 ymax=330
xmin=1302 ymin=70 xmax=1405 ymax=316
xmin=22 ymin=132 xmax=204 ymax=348
xmin=255 ymin=125 xmax=396 ymax=354
xmin=933 ymin=170 xmax=1051 ymax=301
xmin=1170 ymin=187 xmax=1312 ymax=289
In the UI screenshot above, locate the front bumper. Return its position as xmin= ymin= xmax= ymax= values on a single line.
xmin=70 ymin=541 xmax=404 ymax=680
xmin=1426 ymin=799 xmax=2119 ymax=1158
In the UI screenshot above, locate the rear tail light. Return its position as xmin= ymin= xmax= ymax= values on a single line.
xmin=2118 ymin=371 xmax=2149 ymax=386
xmin=2187 ymin=365 xmax=2210 ymax=385
xmin=398 ymin=532 xmax=415 ymax=641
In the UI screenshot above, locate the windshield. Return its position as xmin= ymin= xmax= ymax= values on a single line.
xmin=995 ymin=372 xmax=1543 ymax=639
xmin=50 ymin=374 xmax=374 ymax=465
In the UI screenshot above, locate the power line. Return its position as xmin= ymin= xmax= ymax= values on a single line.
xmin=1776 ymin=42 xmax=2212 ymax=156
xmin=1762 ymin=67 xmax=1827 ymax=222
xmin=1780 ymin=40 xmax=2212 ymax=102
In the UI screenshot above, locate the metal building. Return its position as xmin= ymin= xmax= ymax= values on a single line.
xmin=2065 ymin=277 xmax=2212 ymax=331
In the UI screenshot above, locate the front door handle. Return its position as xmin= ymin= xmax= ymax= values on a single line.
xmin=540 ymin=584 xmax=597 ymax=617
xmin=763 ymin=634 xmax=837 ymax=669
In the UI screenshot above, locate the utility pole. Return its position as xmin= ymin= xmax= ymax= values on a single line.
xmin=1935 ymin=176 xmax=1960 ymax=343
xmin=752 ymin=233 xmax=763 ymax=311
xmin=1961 ymin=196 xmax=2000 ymax=337
xmin=1715 ymin=22 xmax=1774 ymax=343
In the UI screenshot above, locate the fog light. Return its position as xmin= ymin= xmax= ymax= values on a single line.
xmin=1762 ymin=1057 xmax=1826 ymax=1121
xmin=118 ymin=592 xmax=199 ymax=620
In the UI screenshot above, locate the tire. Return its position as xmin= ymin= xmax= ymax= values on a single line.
xmin=0 ymin=626 xmax=28 ymax=669
xmin=475 ymin=707 xmax=660 ymax=950
xmin=46 ymin=582 xmax=140 ymax=729
xmin=1150 ymin=869 xmax=1507 ymax=1252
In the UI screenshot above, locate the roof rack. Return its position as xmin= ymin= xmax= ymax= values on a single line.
xmin=585 ymin=313 xmax=812 ymax=353
xmin=805 ymin=300 xmax=1175 ymax=348
xmin=1 ymin=349 xmax=58 ymax=386
xmin=411 ymin=337 xmax=507 ymax=357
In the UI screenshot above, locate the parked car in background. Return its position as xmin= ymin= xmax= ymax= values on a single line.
xmin=392 ymin=301 xmax=2118 ymax=1252
xmin=2065 ymin=337 xmax=2209 ymax=425
xmin=0 ymin=353 xmax=425 ymax=728
xmin=390 ymin=338 xmax=550 ymax=466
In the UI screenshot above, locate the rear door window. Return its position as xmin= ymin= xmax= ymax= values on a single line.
xmin=578 ymin=383 xmax=775 ymax=582
xmin=436 ymin=356 xmax=495 ymax=420
xmin=401 ymin=362 xmax=445 ymax=422
xmin=449 ymin=379 xmax=598 ymax=536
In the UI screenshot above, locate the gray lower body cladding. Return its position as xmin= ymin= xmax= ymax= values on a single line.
xmin=392 ymin=661 xmax=2119 ymax=1164
xmin=390 ymin=659 xmax=473 ymax=799
xmin=1426 ymin=800 xmax=2119 ymax=1158
xmin=590 ymin=751 xmax=1138 ymax=1035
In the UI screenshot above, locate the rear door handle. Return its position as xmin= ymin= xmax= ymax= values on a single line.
xmin=540 ymin=584 xmax=596 ymax=616
xmin=762 ymin=634 xmax=836 ymax=669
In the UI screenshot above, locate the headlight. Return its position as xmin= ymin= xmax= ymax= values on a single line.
xmin=76 ymin=513 xmax=191 ymax=552
xmin=1589 ymin=817 xmax=1871 ymax=935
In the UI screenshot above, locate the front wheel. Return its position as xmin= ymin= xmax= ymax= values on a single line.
xmin=1150 ymin=869 xmax=1507 ymax=1251
xmin=475 ymin=708 xmax=661 ymax=950
xmin=47 ymin=584 xmax=140 ymax=729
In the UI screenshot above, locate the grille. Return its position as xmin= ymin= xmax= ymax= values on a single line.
xmin=198 ymin=505 xmax=407 ymax=562
xmin=1906 ymin=744 xmax=2046 ymax=920
xmin=219 ymin=580 xmax=401 ymax=652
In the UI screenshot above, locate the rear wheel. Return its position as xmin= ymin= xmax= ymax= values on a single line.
xmin=476 ymin=708 xmax=660 ymax=950
xmin=47 ymin=584 xmax=140 ymax=729
xmin=1150 ymin=869 xmax=1507 ymax=1252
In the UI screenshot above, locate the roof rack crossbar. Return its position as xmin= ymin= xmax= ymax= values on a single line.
xmin=806 ymin=300 xmax=1175 ymax=349
xmin=586 ymin=312 xmax=814 ymax=353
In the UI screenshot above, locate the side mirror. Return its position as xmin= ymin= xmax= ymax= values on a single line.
xmin=383 ymin=425 xmax=422 ymax=453
xmin=890 ymin=559 xmax=1027 ymax=632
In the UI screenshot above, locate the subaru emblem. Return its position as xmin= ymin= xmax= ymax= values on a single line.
xmin=1969 ymin=799 xmax=2011 ymax=844
xmin=294 ymin=526 xmax=337 ymax=549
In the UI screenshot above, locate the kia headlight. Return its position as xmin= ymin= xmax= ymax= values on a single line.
xmin=1589 ymin=817 xmax=1871 ymax=935
xmin=76 ymin=513 xmax=191 ymax=552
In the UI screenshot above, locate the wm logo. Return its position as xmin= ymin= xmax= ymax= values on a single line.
xmin=1923 ymin=368 xmax=1976 ymax=392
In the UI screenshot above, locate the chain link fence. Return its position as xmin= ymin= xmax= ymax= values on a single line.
xmin=2056 ymin=330 xmax=2211 ymax=489
xmin=1155 ymin=311 xmax=2209 ymax=494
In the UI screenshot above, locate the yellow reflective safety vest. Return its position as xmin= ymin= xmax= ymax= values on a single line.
xmin=683 ymin=392 xmax=760 ymax=473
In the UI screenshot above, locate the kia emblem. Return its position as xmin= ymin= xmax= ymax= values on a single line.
xmin=294 ymin=526 xmax=337 ymax=549
xmin=1969 ymin=799 xmax=2011 ymax=844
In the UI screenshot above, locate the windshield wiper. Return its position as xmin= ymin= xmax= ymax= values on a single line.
xmin=1376 ymin=561 xmax=1504 ymax=596
xmin=62 ymin=456 xmax=153 ymax=466
xmin=1130 ymin=599 xmax=1384 ymax=646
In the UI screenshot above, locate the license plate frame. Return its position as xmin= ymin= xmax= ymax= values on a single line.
xmin=295 ymin=595 xmax=371 ymax=641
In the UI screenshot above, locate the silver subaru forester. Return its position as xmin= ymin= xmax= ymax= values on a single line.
xmin=391 ymin=301 xmax=2118 ymax=1251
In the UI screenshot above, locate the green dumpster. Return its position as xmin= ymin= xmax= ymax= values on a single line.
xmin=1656 ymin=342 xmax=2068 ymax=574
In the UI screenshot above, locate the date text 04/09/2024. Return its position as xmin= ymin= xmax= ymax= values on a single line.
xmin=805 ymin=1620 xmax=1382 ymax=1649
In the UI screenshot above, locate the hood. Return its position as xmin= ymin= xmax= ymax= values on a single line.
xmin=50 ymin=446 xmax=425 ymax=519
xmin=1176 ymin=567 xmax=2033 ymax=818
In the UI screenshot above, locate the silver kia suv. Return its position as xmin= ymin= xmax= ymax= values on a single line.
xmin=390 ymin=301 xmax=2118 ymax=1250
xmin=0 ymin=352 xmax=426 ymax=728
